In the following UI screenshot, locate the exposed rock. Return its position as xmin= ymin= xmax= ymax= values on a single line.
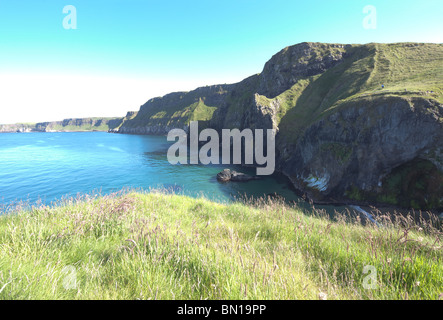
xmin=216 ymin=169 xmax=232 ymax=182
xmin=110 ymin=42 xmax=443 ymax=210
xmin=258 ymin=42 xmax=346 ymax=98
xmin=0 ymin=124 xmax=34 ymax=133
xmin=35 ymin=117 xmax=124 ymax=132
xmin=217 ymin=169 xmax=260 ymax=182
xmin=280 ymin=96 xmax=443 ymax=207
xmin=0 ymin=117 xmax=125 ymax=133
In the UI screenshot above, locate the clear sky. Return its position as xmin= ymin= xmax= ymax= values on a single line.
xmin=0 ymin=0 xmax=442 ymax=124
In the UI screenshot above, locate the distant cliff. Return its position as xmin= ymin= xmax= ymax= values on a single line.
xmin=0 ymin=123 xmax=35 ymax=133
xmin=115 ymin=42 xmax=443 ymax=210
xmin=0 ymin=117 xmax=124 ymax=133
xmin=35 ymin=117 xmax=125 ymax=132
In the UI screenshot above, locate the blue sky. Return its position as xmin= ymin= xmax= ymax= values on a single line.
xmin=0 ymin=0 xmax=442 ymax=124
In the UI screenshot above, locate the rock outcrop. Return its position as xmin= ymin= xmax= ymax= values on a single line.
xmin=257 ymin=43 xmax=347 ymax=98
xmin=216 ymin=169 xmax=260 ymax=182
xmin=109 ymin=42 xmax=443 ymax=209
xmin=280 ymin=96 xmax=443 ymax=208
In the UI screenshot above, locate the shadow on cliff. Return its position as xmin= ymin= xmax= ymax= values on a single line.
xmin=277 ymin=46 xmax=375 ymax=144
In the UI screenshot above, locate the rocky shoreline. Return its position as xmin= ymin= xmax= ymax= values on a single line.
xmin=3 ymin=42 xmax=442 ymax=213
xmin=215 ymin=168 xmax=442 ymax=219
xmin=216 ymin=169 xmax=261 ymax=182
xmin=111 ymin=43 xmax=443 ymax=212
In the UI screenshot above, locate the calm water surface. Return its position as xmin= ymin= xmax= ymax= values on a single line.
xmin=0 ymin=132 xmax=317 ymax=209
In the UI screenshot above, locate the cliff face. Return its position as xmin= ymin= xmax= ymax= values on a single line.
xmin=35 ymin=117 xmax=124 ymax=132
xmin=280 ymin=96 xmax=443 ymax=209
xmin=257 ymin=43 xmax=347 ymax=98
xmin=0 ymin=117 xmax=124 ymax=133
xmin=0 ymin=124 xmax=34 ymax=133
xmin=117 ymin=42 xmax=443 ymax=209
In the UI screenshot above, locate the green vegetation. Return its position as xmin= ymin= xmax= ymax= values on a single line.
xmin=1 ymin=191 xmax=441 ymax=300
xmin=345 ymin=159 xmax=443 ymax=210
xmin=345 ymin=186 xmax=364 ymax=202
xmin=44 ymin=117 xmax=124 ymax=132
xmin=320 ymin=142 xmax=353 ymax=164
xmin=122 ymin=87 xmax=225 ymax=130
xmin=190 ymin=99 xmax=217 ymax=122
xmin=0 ymin=123 xmax=36 ymax=132
xmin=380 ymin=159 xmax=442 ymax=209
xmin=1 ymin=117 xmax=125 ymax=133
xmin=119 ymin=43 xmax=442 ymax=144
xmin=272 ymin=43 xmax=443 ymax=144
xmin=113 ymin=112 xmax=138 ymax=131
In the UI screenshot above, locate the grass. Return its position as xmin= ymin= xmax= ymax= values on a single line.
xmin=272 ymin=43 xmax=443 ymax=145
xmin=0 ymin=190 xmax=441 ymax=300
xmin=118 ymin=43 xmax=442 ymax=145
xmin=123 ymin=86 xmax=228 ymax=130
xmin=190 ymin=99 xmax=217 ymax=123
xmin=43 ymin=118 xmax=124 ymax=132
xmin=47 ymin=124 xmax=110 ymax=132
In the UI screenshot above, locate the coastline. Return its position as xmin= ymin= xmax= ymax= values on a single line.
xmin=2 ymin=130 xmax=442 ymax=219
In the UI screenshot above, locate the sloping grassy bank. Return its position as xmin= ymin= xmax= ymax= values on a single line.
xmin=0 ymin=191 xmax=441 ymax=300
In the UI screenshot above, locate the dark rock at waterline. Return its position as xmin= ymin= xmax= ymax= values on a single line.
xmin=216 ymin=169 xmax=232 ymax=182
xmin=232 ymin=171 xmax=260 ymax=182
xmin=216 ymin=169 xmax=260 ymax=182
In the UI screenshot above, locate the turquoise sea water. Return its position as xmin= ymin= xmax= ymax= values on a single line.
xmin=0 ymin=132 xmax=309 ymax=209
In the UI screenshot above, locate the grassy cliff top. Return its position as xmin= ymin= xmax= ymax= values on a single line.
xmin=1 ymin=117 xmax=125 ymax=132
xmin=119 ymin=42 xmax=443 ymax=141
xmin=262 ymin=42 xmax=443 ymax=142
xmin=0 ymin=191 xmax=441 ymax=300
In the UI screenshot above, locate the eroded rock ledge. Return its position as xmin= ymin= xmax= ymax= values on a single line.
xmin=216 ymin=169 xmax=260 ymax=182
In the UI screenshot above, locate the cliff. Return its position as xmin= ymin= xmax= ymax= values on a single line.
xmin=0 ymin=117 xmax=124 ymax=133
xmin=115 ymin=42 xmax=443 ymax=210
xmin=0 ymin=123 xmax=35 ymax=133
